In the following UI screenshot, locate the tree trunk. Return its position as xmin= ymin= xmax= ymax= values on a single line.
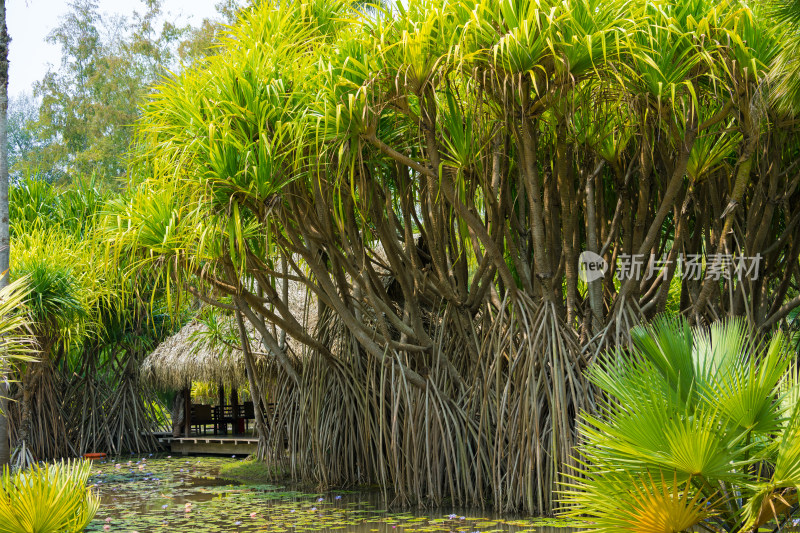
xmin=0 ymin=0 xmax=11 ymax=467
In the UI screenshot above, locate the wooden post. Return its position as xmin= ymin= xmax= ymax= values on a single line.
xmin=183 ymin=387 xmax=191 ymax=438
xmin=231 ymin=387 xmax=240 ymax=434
xmin=218 ymin=383 xmax=226 ymax=435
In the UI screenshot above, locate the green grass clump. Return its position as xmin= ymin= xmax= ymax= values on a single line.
xmin=219 ymin=459 xmax=284 ymax=484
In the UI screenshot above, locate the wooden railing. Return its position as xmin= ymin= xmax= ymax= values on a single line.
xmin=190 ymin=402 xmax=269 ymax=435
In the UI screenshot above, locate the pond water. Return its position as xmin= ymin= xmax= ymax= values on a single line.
xmin=85 ymin=455 xmax=580 ymax=533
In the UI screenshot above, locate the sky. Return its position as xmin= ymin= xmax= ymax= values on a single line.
xmin=8 ymin=0 xmax=222 ymax=99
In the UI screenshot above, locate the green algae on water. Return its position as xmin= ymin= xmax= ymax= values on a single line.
xmin=85 ymin=456 xmax=583 ymax=533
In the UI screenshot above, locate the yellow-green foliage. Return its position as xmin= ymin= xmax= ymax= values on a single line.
xmin=0 ymin=460 xmax=99 ymax=533
xmin=191 ymin=381 xmax=251 ymax=404
xmin=0 ymin=278 xmax=37 ymax=376
xmin=563 ymin=318 xmax=800 ymax=532
xmin=10 ymin=204 xmax=125 ymax=352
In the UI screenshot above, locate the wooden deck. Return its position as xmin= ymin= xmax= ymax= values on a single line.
xmin=158 ymin=435 xmax=258 ymax=456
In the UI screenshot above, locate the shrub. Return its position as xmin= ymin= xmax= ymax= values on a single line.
xmin=563 ymin=317 xmax=800 ymax=532
xmin=0 ymin=459 xmax=99 ymax=533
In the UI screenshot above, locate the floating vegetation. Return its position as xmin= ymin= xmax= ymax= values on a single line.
xmin=84 ymin=456 xmax=582 ymax=532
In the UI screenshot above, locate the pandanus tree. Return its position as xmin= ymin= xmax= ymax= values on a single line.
xmin=117 ymin=0 xmax=800 ymax=514
xmin=11 ymin=230 xmax=88 ymax=461
xmin=6 ymin=177 xmax=169 ymax=460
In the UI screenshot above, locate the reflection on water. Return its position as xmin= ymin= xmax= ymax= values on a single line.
xmin=85 ymin=455 xmax=580 ymax=533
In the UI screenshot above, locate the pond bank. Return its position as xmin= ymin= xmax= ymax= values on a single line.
xmin=85 ymin=455 xmax=581 ymax=532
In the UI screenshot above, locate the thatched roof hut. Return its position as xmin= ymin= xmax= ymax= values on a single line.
xmin=141 ymin=321 xmax=251 ymax=390
xmin=141 ymin=276 xmax=321 ymax=393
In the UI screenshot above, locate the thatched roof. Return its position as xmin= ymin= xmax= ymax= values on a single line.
xmin=141 ymin=277 xmax=326 ymax=390
xmin=141 ymin=321 xmax=252 ymax=390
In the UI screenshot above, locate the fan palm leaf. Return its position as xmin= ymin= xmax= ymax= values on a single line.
xmin=565 ymin=317 xmax=800 ymax=531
